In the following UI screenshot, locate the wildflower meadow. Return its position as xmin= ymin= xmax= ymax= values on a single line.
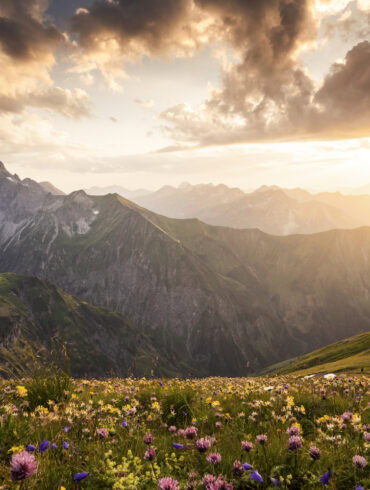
xmin=0 ymin=375 xmax=369 ymax=489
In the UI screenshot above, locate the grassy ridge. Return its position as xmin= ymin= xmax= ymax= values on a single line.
xmin=261 ymin=332 xmax=370 ymax=375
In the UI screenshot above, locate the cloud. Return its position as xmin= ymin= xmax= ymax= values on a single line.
xmin=68 ymin=0 xmax=214 ymax=88
xmin=0 ymin=0 xmax=92 ymax=119
xmin=0 ymin=0 xmax=62 ymax=63
xmin=314 ymin=41 xmax=370 ymax=136
xmin=0 ymin=111 xmax=69 ymax=155
xmin=158 ymin=0 xmax=319 ymax=147
xmin=134 ymin=98 xmax=154 ymax=109
xmin=0 ymin=87 xmax=91 ymax=119
xmin=158 ymin=1 xmax=370 ymax=148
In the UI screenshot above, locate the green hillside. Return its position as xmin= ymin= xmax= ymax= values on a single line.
xmin=260 ymin=332 xmax=370 ymax=375
xmin=0 ymin=273 xmax=189 ymax=378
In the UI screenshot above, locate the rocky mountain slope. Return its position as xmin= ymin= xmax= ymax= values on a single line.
xmin=1 ymin=161 xmax=370 ymax=375
xmin=0 ymin=273 xmax=183 ymax=378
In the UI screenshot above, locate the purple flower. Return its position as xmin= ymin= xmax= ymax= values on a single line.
xmin=185 ymin=426 xmax=198 ymax=439
xmin=353 ymin=455 xmax=367 ymax=469
xmin=309 ymin=446 xmax=321 ymax=460
xmin=206 ymin=452 xmax=222 ymax=465
xmin=202 ymin=474 xmax=233 ymax=489
xmin=320 ymin=470 xmax=331 ymax=486
xmin=144 ymin=447 xmax=156 ymax=461
xmin=144 ymin=432 xmax=153 ymax=445
xmin=250 ymin=470 xmax=263 ymax=483
xmin=26 ymin=444 xmax=36 ymax=452
xmin=242 ymin=462 xmax=253 ymax=470
xmin=74 ymin=472 xmax=89 ymax=482
xmin=64 ymin=426 xmax=70 ymax=432
xmin=256 ymin=434 xmax=268 ymax=445
xmin=96 ymin=428 xmax=109 ymax=439
xmin=158 ymin=477 xmax=179 ymax=490
xmin=342 ymin=411 xmax=353 ymax=422
xmin=122 ymin=420 xmax=128 ymax=428
xmin=271 ymin=478 xmax=281 ymax=487
xmin=10 ymin=451 xmax=37 ymax=482
xmin=173 ymin=443 xmax=184 ymax=450
xmin=241 ymin=440 xmax=253 ymax=452
xmin=39 ymin=440 xmax=50 ymax=452
xmin=355 ymin=486 xmax=364 ymax=490
xmin=202 ymin=474 xmax=217 ymax=487
xmin=196 ymin=438 xmax=211 ymax=453
xmin=288 ymin=436 xmax=302 ymax=451
xmin=287 ymin=426 xmax=299 ymax=436
xmin=51 ymin=443 xmax=57 ymax=450
xmin=63 ymin=442 xmax=69 ymax=450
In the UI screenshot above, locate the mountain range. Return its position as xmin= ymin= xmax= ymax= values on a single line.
xmin=1 ymin=160 xmax=370 ymax=376
xmin=87 ymin=181 xmax=370 ymax=236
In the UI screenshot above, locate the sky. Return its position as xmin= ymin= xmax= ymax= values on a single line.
xmin=0 ymin=0 xmax=369 ymax=193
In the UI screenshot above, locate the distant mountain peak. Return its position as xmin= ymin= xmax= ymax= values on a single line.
xmin=178 ymin=181 xmax=192 ymax=190
xmin=254 ymin=185 xmax=282 ymax=193
xmin=64 ymin=190 xmax=92 ymax=207
xmin=0 ymin=161 xmax=13 ymax=178
xmin=39 ymin=181 xmax=65 ymax=196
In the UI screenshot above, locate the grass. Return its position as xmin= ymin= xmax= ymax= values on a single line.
xmin=0 ymin=374 xmax=369 ymax=489
xmin=261 ymin=332 xmax=370 ymax=376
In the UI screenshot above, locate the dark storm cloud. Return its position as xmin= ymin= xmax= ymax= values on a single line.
xmin=70 ymin=0 xmax=194 ymax=54
xmin=0 ymin=0 xmax=91 ymax=119
xmin=194 ymin=0 xmax=315 ymax=64
xmin=314 ymin=41 xmax=370 ymax=135
xmin=159 ymin=0 xmax=370 ymax=146
xmin=0 ymin=0 xmax=63 ymax=62
xmin=158 ymin=0 xmax=321 ymax=146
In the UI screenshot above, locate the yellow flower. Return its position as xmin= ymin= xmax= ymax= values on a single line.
xmin=353 ymin=413 xmax=361 ymax=424
xmin=8 ymin=445 xmax=25 ymax=454
xmin=16 ymin=385 xmax=28 ymax=397
xmin=286 ymin=396 xmax=295 ymax=408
